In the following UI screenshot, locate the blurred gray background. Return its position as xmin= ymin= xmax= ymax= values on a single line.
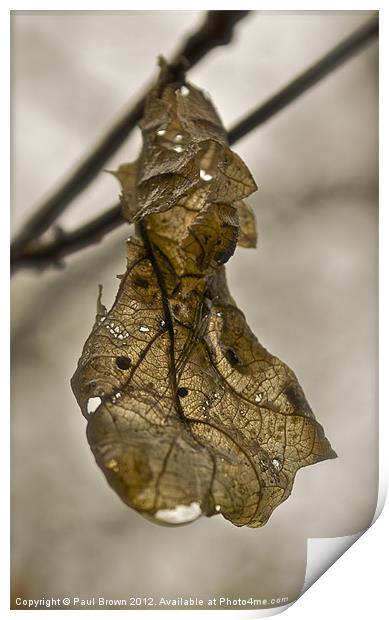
xmin=11 ymin=10 xmax=378 ymax=609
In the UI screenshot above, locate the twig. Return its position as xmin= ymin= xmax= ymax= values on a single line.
xmin=11 ymin=16 xmax=378 ymax=274
xmin=228 ymin=16 xmax=378 ymax=144
xmin=10 ymin=11 xmax=250 ymax=257
xmin=11 ymin=204 xmax=122 ymax=272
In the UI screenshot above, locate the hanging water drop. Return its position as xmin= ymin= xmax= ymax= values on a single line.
xmin=154 ymin=502 xmax=202 ymax=524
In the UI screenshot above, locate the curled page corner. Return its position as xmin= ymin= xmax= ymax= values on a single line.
xmin=302 ymin=532 xmax=363 ymax=594
xmin=372 ymin=474 xmax=387 ymax=524
xmin=225 ymin=602 xmax=293 ymax=619
xmin=302 ymin=472 xmax=385 ymax=596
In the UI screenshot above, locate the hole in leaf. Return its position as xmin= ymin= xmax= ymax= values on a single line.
xmin=116 ymin=356 xmax=131 ymax=370
xmin=177 ymin=387 xmax=189 ymax=397
xmin=225 ymin=348 xmax=240 ymax=366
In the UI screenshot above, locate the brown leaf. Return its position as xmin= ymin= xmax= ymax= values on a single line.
xmin=72 ymin=60 xmax=336 ymax=528
xmin=236 ymin=200 xmax=257 ymax=248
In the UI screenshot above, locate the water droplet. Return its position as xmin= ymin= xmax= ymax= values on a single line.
xmin=105 ymin=458 xmax=119 ymax=471
xmin=272 ymin=458 xmax=281 ymax=471
xmin=174 ymin=134 xmax=183 ymax=142
xmin=139 ymin=326 xmax=150 ymax=332
xmin=173 ymin=145 xmax=184 ymax=153
xmin=205 ymin=400 xmax=210 ymax=406
xmin=87 ymin=397 xmax=101 ymax=415
xmin=100 ymin=317 xmax=106 ymax=323
xmin=157 ymin=129 xmax=166 ymax=136
xmin=215 ymin=504 xmax=221 ymax=512
xmin=180 ymin=85 xmax=190 ymax=97
xmin=111 ymin=391 xmax=121 ymax=404
xmin=200 ymin=169 xmax=213 ymax=182
xmin=154 ymin=502 xmax=201 ymax=524
xmin=160 ymin=319 xmax=166 ymax=327
xmin=255 ymin=393 xmax=263 ymax=403
xmin=216 ymin=311 xmax=223 ymax=318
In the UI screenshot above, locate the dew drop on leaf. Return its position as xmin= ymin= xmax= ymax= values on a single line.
xmin=86 ymin=397 xmax=101 ymax=415
xmin=200 ymin=169 xmax=213 ymax=181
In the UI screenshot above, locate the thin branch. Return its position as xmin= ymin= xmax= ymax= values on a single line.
xmin=11 ymin=16 xmax=378 ymax=274
xmin=228 ymin=16 xmax=378 ymax=144
xmin=11 ymin=204 xmax=122 ymax=272
xmin=10 ymin=11 xmax=250 ymax=256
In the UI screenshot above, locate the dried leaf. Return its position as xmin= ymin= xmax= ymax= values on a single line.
xmin=236 ymin=200 xmax=257 ymax=248
xmin=72 ymin=61 xmax=336 ymax=528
